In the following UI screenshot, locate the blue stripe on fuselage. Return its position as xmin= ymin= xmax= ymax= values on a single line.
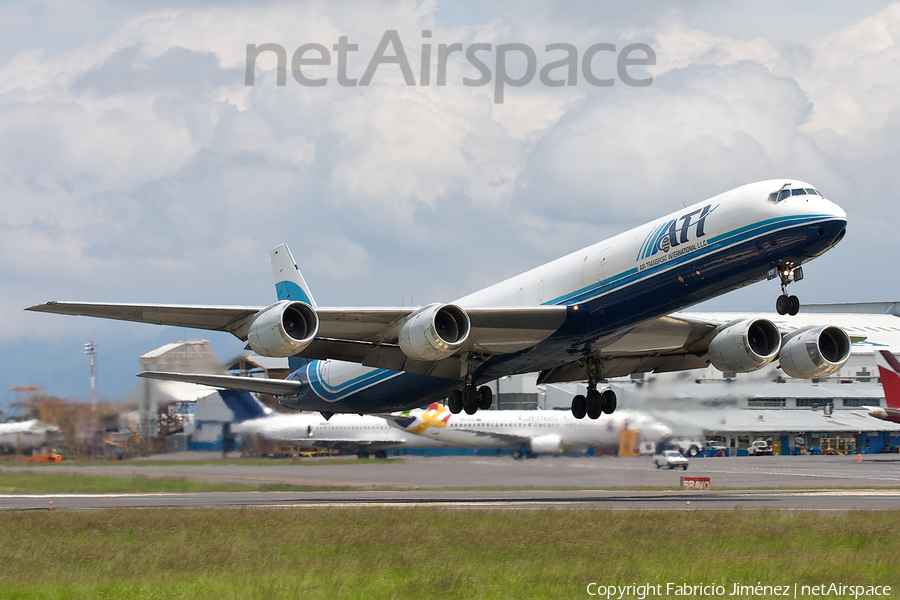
xmin=305 ymin=362 xmax=402 ymax=401
xmin=545 ymin=213 xmax=833 ymax=307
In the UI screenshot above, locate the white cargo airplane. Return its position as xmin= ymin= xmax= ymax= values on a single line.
xmin=0 ymin=420 xmax=60 ymax=454
xmin=234 ymin=409 xmax=452 ymax=458
xmin=28 ymin=180 xmax=851 ymax=418
xmin=385 ymin=403 xmax=672 ymax=458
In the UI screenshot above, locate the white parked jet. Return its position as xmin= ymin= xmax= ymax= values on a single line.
xmin=385 ymin=403 xmax=672 ymax=457
xmin=0 ymin=419 xmax=60 ymax=454
xmin=28 ymin=180 xmax=851 ymax=418
xmin=234 ymin=410 xmax=451 ymax=458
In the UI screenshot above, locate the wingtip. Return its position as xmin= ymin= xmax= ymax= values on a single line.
xmin=24 ymin=301 xmax=57 ymax=312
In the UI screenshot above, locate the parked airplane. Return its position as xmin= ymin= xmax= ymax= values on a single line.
xmin=234 ymin=409 xmax=451 ymax=458
xmin=0 ymin=420 xmax=60 ymax=454
xmin=869 ymin=350 xmax=900 ymax=424
xmin=28 ymin=180 xmax=851 ymax=418
xmin=385 ymin=403 xmax=672 ymax=458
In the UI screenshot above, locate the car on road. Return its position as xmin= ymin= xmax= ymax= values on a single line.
xmin=653 ymin=450 xmax=689 ymax=470
xmin=672 ymin=437 xmax=704 ymax=457
xmin=747 ymin=440 xmax=773 ymax=456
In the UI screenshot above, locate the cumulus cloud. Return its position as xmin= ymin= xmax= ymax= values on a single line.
xmin=1 ymin=0 xmax=899 ymax=398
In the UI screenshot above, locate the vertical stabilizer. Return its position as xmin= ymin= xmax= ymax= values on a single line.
xmin=271 ymin=243 xmax=317 ymax=307
xmin=219 ymin=390 xmax=271 ymax=422
xmin=876 ymin=350 xmax=900 ymax=410
xmin=270 ymin=244 xmax=317 ymax=372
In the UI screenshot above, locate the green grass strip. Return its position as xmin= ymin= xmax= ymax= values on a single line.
xmin=0 ymin=509 xmax=898 ymax=599
xmin=0 ymin=471 xmax=343 ymax=494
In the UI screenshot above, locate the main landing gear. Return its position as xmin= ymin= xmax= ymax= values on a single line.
xmin=571 ymin=357 xmax=617 ymax=419
xmin=773 ymin=263 xmax=803 ymax=316
xmin=571 ymin=387 xmax=617 ymax=419
xmin=447 ymin=384 xmax=493 ymax=415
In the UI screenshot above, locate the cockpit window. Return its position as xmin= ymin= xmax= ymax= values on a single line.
xmin=768 ymin=184 xmax=809 ymax=203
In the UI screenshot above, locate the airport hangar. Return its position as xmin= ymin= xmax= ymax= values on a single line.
xmin=132 ymin=302 xmax=900 ymax=456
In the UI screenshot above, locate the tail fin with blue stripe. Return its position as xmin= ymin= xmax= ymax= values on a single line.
xmin=270 ymin=243 xmax=316 ymax=372
xmin=271 ymin=243 xmax=317 ymax=306
xmin=219 ymin=390 xmax=270 ymax=422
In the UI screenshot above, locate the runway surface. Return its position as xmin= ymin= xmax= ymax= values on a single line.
xmin=3 ymin=488 xmax=900 ymax=511
xmin=2 ymin=454 xmax=899 ymax=510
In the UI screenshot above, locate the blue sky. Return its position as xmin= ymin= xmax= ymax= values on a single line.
xmin=2 ymin=0 xmax=899 ymax=409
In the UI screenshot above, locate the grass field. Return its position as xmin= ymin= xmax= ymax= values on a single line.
xmin=0 ymin=508 xmax=897 ymax=599
xmin=0 ymin=457 xmax=400 ymax=467
xmin=0 ymin=470 xmax=347 ymax=494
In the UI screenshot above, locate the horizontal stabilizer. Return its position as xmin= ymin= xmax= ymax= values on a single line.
xmin=137 ymin=371 xmax=303 ymax=396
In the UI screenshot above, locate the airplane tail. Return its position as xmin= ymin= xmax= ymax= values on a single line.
xmin=219 ymin=389 xmax=271 ymax=423
xmin=876 ymin=350 xmax=900 ymax=410
xmin=384 ymin=403 xmax=451 ymax=434
xmin=271 ymin=243 xmax=317 ymax=306
xmin=270 ymin=243 xmax=317 ymax=373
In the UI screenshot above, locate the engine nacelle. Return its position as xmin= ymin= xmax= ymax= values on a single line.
xmin=707 ymin=318 xmax=782 ymax=373
xmin=398 ymin=303 xmax=470 ymax=361
xmin=869 ymin=407 xmax=888 ymax=420
xmin=530 ymin=434 xmax=563 ymax=454
xmin=778 ymin=325 xmax=851 ymax=379
xmin=247 ymin=300 xmax=318 ymax=358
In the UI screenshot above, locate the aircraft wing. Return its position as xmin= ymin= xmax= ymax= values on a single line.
xmin=535 ymin=313 xmax=720 ymax=384
xmin=138 ymin=371 xmax=303 ymax=396
xmin=260 ymin=438 xmax=415 ymax=454
xmin=25 ymin=302 xmax=264 ymax=332
xmin=453 ymin=429 xmax=531 ymax=446
xmin=27 ymin=301 xmax=567 ymax=367
xmin=26 ymin=302 xmax=564 ymax=345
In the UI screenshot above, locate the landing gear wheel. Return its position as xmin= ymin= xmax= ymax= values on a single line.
xmin=374 ymin=450 xmax=387 ymax=459
xmin=776 ymin=294 xmax=789 ymax=315
xmin=601 ymin=389 xmax=617 ymax=414
xmin=571 ymin=394 xmax=587 ymax=419
xmin=788 ymin=295 xmax=800 ymax=316
xmin=477 ymin=386 xmax=493 ymax=410
xmin=513 ymin=449 xmax=524 ymax=460
xmin=586 ymin=389 xmax=602 ymax=420
xmin=447 ymin=390 xmax=463 ymax=414
xmin=462 ymin=385 xmax=478 ymax=415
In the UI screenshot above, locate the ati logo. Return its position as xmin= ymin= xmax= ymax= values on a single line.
xmin=637 ymin=204 xmax=717 ymax=260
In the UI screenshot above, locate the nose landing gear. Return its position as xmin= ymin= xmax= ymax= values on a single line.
xmin=772 ymin=264 xmax=802 ymax=316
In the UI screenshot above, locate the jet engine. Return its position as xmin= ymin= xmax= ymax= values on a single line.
xmin=707 ymin=318 xmax=782 ymax=373
xmin=398 ymin=303 xmax=470 ymax=361
xmin=247 ymin=300 xmax=318 ymax=357
xmin=529 ymin=434 xmax=563 ymax=454
xmin=778 ymin=325 xmax=851 ymax=379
